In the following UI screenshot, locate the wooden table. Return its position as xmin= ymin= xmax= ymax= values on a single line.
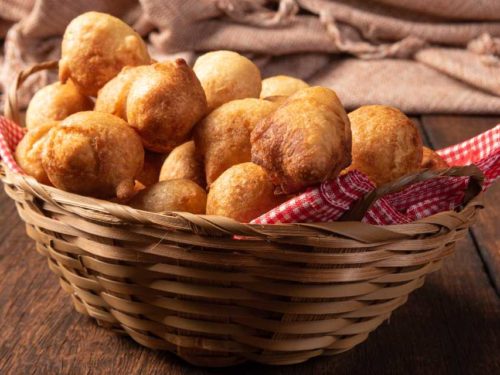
xmin=1 ymin=115 xmax=498 ymax=375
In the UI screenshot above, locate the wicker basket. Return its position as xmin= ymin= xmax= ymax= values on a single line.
xmin=0 ymin=62 xmax=486 ymax=367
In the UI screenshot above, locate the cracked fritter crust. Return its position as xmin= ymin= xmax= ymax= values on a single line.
xmin=194 ymin=98 xmax=278 ymax=186
xmin=25 ymin=81 xmax=93 ymax=130
xmin=126 ymin=59 xmax=207 ymax=153
xmin=59 ymin=11 xmax=150 ymax=96
xmin=206 ymin=162 xmax=284 ymax=222
xmin=347 ymin=105 xmax=423 ymax=186
xmin=41 ymin=111 xmax=144 ymax=199
xmin=251 ymin=86 xmax=352 ymax=194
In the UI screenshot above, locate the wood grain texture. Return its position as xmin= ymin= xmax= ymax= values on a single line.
xmin=421 ymin=115 xmax=500 ymax=293
xmin=0 ymin=115 xmax=499 ymax=375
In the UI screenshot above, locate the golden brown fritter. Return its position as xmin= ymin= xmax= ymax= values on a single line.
xmin=421 ymin=146 xmax=449 ymax=170
xmin=127 ymin=59 xmax=207 ymax=153
xmin=262 ymin=95 xmax=288 ymax=106
xmin=59 ymin=11 xmax=150 ymax=96
xmin=206 ymin=162 xmax=283 ymax=222
xmin=25 ymin=81 xmax=93 ymax=130
xmin=193 ymin=50 xmax=261 ymax=112
xmin=251 ymin=86 xmax=352 ymax=194
xmin=41 ymin=111 xmax=144 ymax=199
xmin=260 ymin=75 xmax=309 ymax=98
xmin=15 ymin=121 xmax=58 ymax=184
xmin=130 ymin=179 xmax=207 ymax=214
xmin=136 ymin=151 xmax=167 ymax=187
xmin=194 ymin=98 xmax=277 ymax=186
xmin=159 ymin=141 xmax=205 ymax=188
xmin=348 ymin=105 xmax=423 ymax=186
xmin=95 ymin=65 xmax=150 ymax=120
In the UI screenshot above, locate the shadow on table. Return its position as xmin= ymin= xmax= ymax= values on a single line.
xmin=146 ymin=278 xmax=498 ymax=375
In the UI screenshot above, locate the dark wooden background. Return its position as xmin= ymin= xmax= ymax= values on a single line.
xmin=1 ymin=115 xmax=499 ymax=375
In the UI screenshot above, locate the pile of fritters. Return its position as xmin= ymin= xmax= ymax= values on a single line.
xmin=16 ymin=12 xmax=448 ymax=222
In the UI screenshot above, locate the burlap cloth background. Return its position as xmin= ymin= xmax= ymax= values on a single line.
xmin=2 ymin=0 xmax=500 ymax=114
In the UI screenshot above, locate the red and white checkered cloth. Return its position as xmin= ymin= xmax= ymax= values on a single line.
xmin=0 ymin=116 xmax=499 ymax=225
xmin=0 ymin=117 xmax=26 ymax=174
xmin=252 ymin=124 xmax=500 ymax=225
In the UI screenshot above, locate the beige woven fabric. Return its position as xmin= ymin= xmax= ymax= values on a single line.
xmin=2 ymin=0 xmax=500 ymax=114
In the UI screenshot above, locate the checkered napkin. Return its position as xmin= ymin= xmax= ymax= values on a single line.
xmin=0 ymin=116 xmax=498 ymax=225
xmin=0 ymin=117 xmax=26 ymax=174
xmin=252 ymin=124 xmax=500 ymax=225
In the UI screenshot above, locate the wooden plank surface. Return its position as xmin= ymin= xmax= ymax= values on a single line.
xmin=0 ymin=115 xmax=499 ymax=375
xmin=420 ymin=116 xmax=500 ymax=292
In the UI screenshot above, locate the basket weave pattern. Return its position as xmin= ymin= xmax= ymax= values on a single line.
xmin=0 ymin=62 xmax=486 ymax=366
xmin=1 ymin=166 xmax=483 ymax=366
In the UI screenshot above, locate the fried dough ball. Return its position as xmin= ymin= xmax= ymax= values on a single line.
xmin=421 ymin=146 xmax=449 ymax=170
xmin=136 ymin=151 xmax=167 ymax=187
xmin=15 ymin=121 xmax=58 ymax=184
xmin=348 ymin=105 xmax=423 ymax=186
xmin=127 ymin=59 xmax=207 ymax=153
xmin=260 ymin=75 xmax=309 ymax=98
xmin=193 ymin=50 xmax=261 ymax=112
xmin=159 ymin=141 xmax=205 ymax=187
xmin=129 ymin=179 xmax=206 ymax=214
xmin=263 ymin=95 xmax=288 ymax=106
xmin=206 ymin=163 xmax=283 ymax=222
xmin=25 ymin=81 xmax=93 ymax=130
xmin=194 ymin=98 xmax=277 ymax=186
xmin=59 ymin=11 xmax=150 ymax=96
xmin=251 ymin=86 xmax=352 ymax=194
xmin=41 ymin=111 xmax=144 ymax=199
xmin=95 ymin=65 xmax=150 ymax=120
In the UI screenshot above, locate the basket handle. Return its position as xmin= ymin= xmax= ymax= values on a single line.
xmin=341 ymin=165 xmax=484 ymax=221
xmin=4 ymin=60 xmax=59 ymax=125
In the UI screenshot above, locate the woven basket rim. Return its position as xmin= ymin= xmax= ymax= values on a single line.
xmin=0 ymin=60 xmax=491 ymax=369
xmin=1 ymin=162 xmax=485 ymax=241
xmin=1 ymin=60 xmax=486 ymax=240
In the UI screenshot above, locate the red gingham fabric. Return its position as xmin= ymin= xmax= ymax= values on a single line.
xmin=254 ymin=170 xmax=374 ymax=224
xmin=363 ymin=177 xmax=468 ymax=225
xmin=253 ymin=124 xmax=500 ymax=225
xmin=437 ymin=125 xmax=499 ymax=166
xmin=0 ymin=116 xmax=499 ymax=225
xmin=437 ymin=124 xmax=500 ymax=190
xmin=0 ymin=117 xmax=26 ymax=174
